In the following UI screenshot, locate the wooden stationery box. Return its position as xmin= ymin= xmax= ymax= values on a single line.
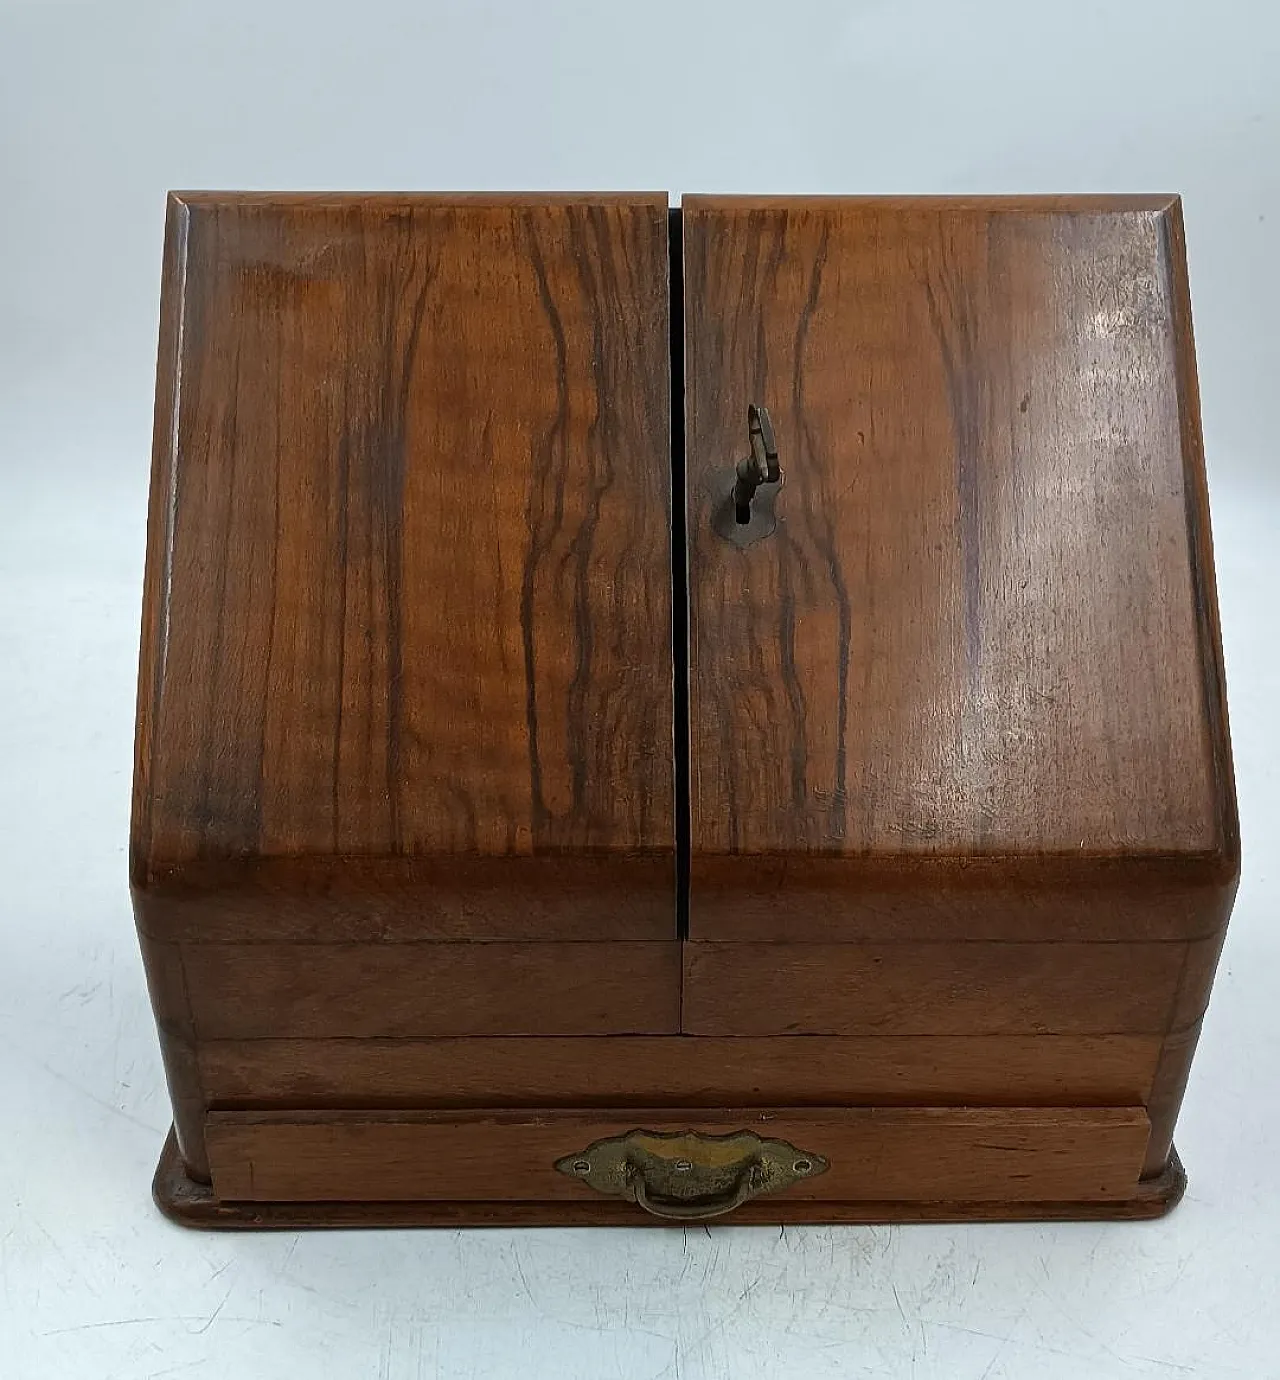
xmin=132 ymin=192 xmax=1238 ymax=1227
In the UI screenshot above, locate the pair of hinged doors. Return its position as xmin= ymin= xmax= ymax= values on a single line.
xmin=133 ymin=192 xmax=1236 ymax=1052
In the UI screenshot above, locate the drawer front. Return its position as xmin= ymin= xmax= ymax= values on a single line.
xmin=205 ymin=1106 xmax=1150 ymax=1208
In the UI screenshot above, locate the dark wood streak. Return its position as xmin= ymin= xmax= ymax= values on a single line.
xmin=563 ymin=210 xmax=611 ymax=825
xmin=774 ymin=533 xmax=809 ymax=823
xmin=330 ymin=399 xmax=351 ymax=850
xmin=922 ymin=231 xmax=985 ymax=683
xmin=257 ymin=313 xmax=282 ymax=854
xmin=789 ymin=222 xmax=850 ymax=842
xmin=520 ymin=218 xmax=569 ymax=832
xmin=388 ymin=215 xmax=434 ymax=851
xmin=199 ymin=320 xmax=240 ymax=852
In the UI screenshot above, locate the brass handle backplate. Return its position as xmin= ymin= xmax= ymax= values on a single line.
xmin=555 ymin=1128 xmax=828 ymax=1220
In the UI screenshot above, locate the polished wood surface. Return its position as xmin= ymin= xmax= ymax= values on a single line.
xmin=178 ymin=941 xmax=681 ymax=1038
xmin=133 ymin=192 xmax=675 ymax=940
xmin=681 ymin=938 xmax=1218 ymax=1036
xmin=198 ymin=1033 xmax=1162 ymax=1109
xmin=682 ymin=195 xmax=1238 ymax=937
xmin=203 ymin=1106 xmax=1150 ymax=1205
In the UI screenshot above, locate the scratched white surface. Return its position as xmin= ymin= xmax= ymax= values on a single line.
xmin=2 ymin=1 xmax=1279 ymax=1375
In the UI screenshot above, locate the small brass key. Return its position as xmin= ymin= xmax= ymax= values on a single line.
xmin=732 ymin=404 xmax=780 ymax=524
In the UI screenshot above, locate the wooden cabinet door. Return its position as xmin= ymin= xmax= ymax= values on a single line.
xmin=133 ymin=194 xmax=678 ymax=948
xmin=680 ymin=196 xmax=1236 ymax=952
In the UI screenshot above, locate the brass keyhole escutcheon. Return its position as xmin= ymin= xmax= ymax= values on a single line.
xmin=555 ymin=1128 xmax=828 ymax=1220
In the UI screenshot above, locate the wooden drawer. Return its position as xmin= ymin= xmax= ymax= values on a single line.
xmin=205 ymin=1106 xmax=1151 ymax=1210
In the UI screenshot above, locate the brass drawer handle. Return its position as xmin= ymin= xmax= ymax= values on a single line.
xmin=555 ymin=1128 xmax=827 ymax=1220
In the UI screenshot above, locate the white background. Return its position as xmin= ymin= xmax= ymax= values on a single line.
xmin=2 ymin=1 xmax=1278 ymax=1376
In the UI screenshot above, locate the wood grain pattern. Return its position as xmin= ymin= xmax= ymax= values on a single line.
xmin=132 ymin=192 xmax=675 ymax=940
xmin=180 ymin=942 xmax=681 ymax=1038
xmin=682 ymin=194 xmax=1238 ymax=939
xmin=198 ymin=1033 xmax=1161 ymax=1109
xmin=681 ymin=939 xmax=1217 ymax=1036
xmin=204 ymin=1106 xmax=1150 ymax=1205
xmin=156 ymin=1128 xmax=1185 ymax=1227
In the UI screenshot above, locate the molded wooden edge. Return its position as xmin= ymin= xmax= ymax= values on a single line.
xmin=151 ymin=1129 xmax=1186 ymax=1231
xmin=196 ymin=1033 xmax=1164 ymax=1110
xmin=170 ymin=191 xmax=671 ymax=210
xmin=1158 ymin=196 xmax=1242 ymax=874
xmin=130 ymin=192 xmax=189 ymax=889
xmin=682 ymin=193 xmax=1181 ymax=214
xmin=130 ymin=853 xmax=678 ymax=945
xmin=686 ymin=852 xmax=1237 ymax=945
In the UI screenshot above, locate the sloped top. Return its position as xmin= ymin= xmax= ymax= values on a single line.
xmin=684 ymin=195 xmax=1237 ymax=875
xmin=132 ymin=194 xmax=675 ymax=903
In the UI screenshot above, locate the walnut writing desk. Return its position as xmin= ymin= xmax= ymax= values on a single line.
xmin=131 ymin=193 xmax=1237 ymax=1226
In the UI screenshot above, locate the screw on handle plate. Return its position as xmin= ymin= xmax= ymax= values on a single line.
xmin=732 ymin=404 xmax=781 ymax=524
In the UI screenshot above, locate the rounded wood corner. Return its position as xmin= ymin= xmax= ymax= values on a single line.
xmin=151 ymin=1128 xmax=256 ymax=1232
xmin=1131 ymin=1144 xmax=1188 ymax=1219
